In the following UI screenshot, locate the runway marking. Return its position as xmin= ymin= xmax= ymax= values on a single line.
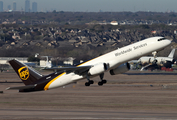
xmin=51 ymin=118 xmax=174 ymax=120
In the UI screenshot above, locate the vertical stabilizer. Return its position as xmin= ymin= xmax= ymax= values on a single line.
xmin=168 ymin=49 xmax=175 ymax=58
xmin=9 ymin=59 xmax=43 ymax=85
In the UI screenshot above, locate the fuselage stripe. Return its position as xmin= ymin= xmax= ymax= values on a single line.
xmin=44 ymin=72 xmax=66 ymax=91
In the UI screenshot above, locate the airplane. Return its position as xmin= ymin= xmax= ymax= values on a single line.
xmin=139 ymin=48 xmax=176 ymax=71
xmin=6 ymin=36 xmax=171 ymax=92
xmin=40 ymin=56 xmax=52 ymax=68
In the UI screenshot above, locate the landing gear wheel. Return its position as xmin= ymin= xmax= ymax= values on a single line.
xmin=85 ymin=82 xmax=90 ymax=86
xmin=99 ymin=73 xmax=107 ymax=86
xmin=98 ymin=81 xmax=103 ymax=86
xmin=85 ymin=75 xmax=94 ymax=86
xmin=102 ymin=80 xmax=107 ymax=84
xmin=89 ymin=80 xmax=94 ymax=84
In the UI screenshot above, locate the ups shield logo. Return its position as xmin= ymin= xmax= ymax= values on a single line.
xmin=18 ymin=66 xmax=29 ymax=80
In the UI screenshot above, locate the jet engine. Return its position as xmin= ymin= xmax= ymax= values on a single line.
xmin=110 ymin=63 xmax=130 ymax=75
xmin=88 ymin=63 xmax=107 ymax=76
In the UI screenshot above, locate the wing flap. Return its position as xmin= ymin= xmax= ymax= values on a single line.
xmin=43 ymin=65 xmax=92 ymax=74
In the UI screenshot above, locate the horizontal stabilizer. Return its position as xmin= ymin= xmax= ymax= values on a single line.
xmin=6 ymin=84 xmax=37 ymax=90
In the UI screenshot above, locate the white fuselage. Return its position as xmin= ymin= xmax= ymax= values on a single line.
xmin=139 ymin=57 xmax=173 ymax=65
xmin=45 ymin=37 xmax=171 ymax=90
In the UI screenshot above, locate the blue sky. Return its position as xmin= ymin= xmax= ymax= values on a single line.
xmin=1 ymin=0 xmax=177 ymax=12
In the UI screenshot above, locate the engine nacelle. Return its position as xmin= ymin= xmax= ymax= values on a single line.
xmin=110 ymin=63 xmax=130 ymax=75
xmin=88 ymin=63 xmax=107 ymax=76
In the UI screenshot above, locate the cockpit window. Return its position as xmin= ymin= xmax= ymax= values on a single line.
xmin=158 ymin=37 xmax=166 ymax=41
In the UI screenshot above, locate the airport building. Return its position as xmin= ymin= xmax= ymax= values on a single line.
xmin=0 ymin=57 xmax=28 ymax=64
xmin=0 ymin=57 xmax=77 ymax=68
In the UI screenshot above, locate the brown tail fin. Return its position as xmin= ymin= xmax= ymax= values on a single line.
xmin=9 ymin=59 xmax=43 ymax=85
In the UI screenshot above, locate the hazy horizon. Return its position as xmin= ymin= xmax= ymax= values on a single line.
xmin=1 ymin=0 xmax=177 ymax=12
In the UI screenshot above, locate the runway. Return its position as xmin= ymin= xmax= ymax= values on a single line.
xmin=1 ymin=70 xmax=177 ymax=120
xmin=1 ymin=108 xmax=177 ymax=120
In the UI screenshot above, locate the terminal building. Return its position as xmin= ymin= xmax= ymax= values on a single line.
xmin=0 ymin=57 xmax=77 ymax=68
xmin=0 ymin=57 xmax=28 ymax=64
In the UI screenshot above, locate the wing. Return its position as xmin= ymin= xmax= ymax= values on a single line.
xmin=140 ymin=64 xmax=151 ymax=71
xmin=140 ymin=64 xmax=159 ymax=71
xmin=128 ymin=60 xmax=139 ymax=64
xmin=43 ymin=65 xmax=92 ymax=75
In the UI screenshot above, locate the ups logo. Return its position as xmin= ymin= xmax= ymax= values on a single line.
xmin=18 ymin=66 xmax=29 ymax=80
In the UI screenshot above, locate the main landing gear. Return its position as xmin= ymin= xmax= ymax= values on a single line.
xmin=85 ymin=75 xmax=94 ymax=86
xmin=85 ymin=80 xmax=94 ymax=86
xmin=85 ymin=73 xmax=107 ymax=86
xmin=98 ymin=73 xmax=107 ymax=86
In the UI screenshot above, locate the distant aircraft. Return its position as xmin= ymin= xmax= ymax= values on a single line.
xmin=41 ymin=56 xmax=52 ymax=68
xmin=34 ymin=53 xmax=53 ymax=68
xmin=139 ymin=48 xmax=176 ymax=71
xmin=7 ymin=37 xmax=171 ymax=92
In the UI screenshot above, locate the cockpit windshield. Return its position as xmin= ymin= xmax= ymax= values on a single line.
xmin=158 ymin=37 xmax=166 ymax=41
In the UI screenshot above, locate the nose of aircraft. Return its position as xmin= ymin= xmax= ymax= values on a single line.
xmin=167 ymin=39 xmax=172 ymax=45
xmin=164 ymin=39 xmax=172 ymax=46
